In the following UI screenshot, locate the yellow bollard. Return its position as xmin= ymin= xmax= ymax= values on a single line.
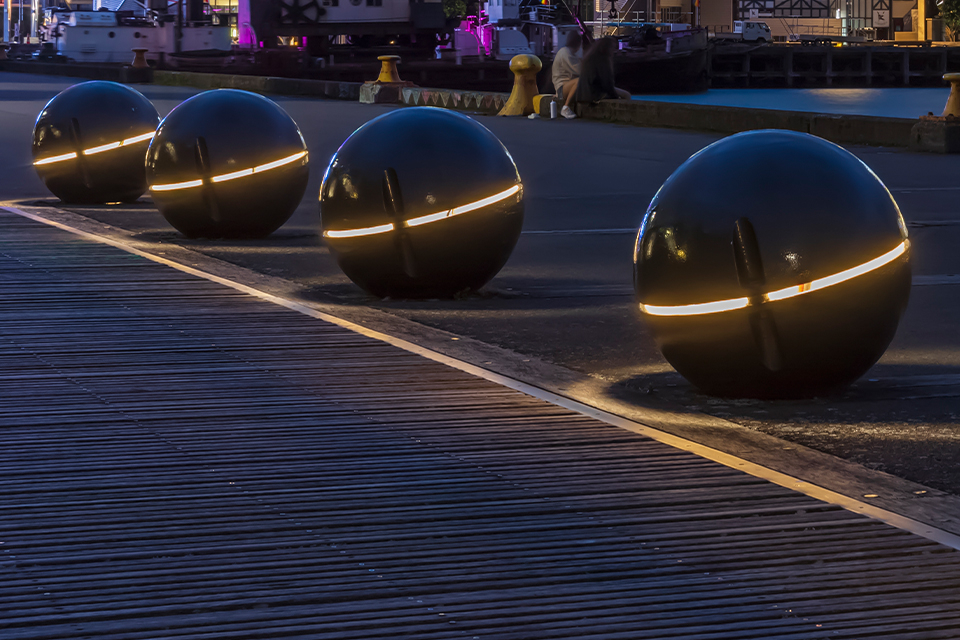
xmin=131 ymin=48 xmax=149 ymax=69
xmin=361 ymin=55 xmax=415 ymax=104
xmin=498 ymin=54 xmax=542 ymax=117
xmin=943 ymin=73 xmax=960 ymax=117
xmin=376 ymin=55 xmax=402 ymax=83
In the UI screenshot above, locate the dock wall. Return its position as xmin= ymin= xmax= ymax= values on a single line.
xmin=151 ymin=70 xmax=363 ymax=100
xmin=579 ymin=99 xmax=917 ymax=147
xmin=1 ymin=62 xmax=919 ymax=148
xmin=710 ymin=44 xmax=960 ymax=88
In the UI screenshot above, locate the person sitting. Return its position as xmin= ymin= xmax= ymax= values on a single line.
xmin=552 ymin=30 xmax=584 ymax=120
xmin=571 ymin=36 xmax=630 ymax=114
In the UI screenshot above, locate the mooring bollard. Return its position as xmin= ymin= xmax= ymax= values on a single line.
xmin=498 ymin=54 xmax=542 ymax=117
xmin=909 ymin=73 xmax=960 ymax=153
xmin=360 ymin=55 xmax=415 ymax=104
xmin=942 ymin=73 xmax=960 ymax=117
xmin=131 ymin=48 xmax=149 ymax=69
xmin=120 ymin=47 xmax=152 ymax=83
xmin=376 ymin=55 xmax=402 ymax=83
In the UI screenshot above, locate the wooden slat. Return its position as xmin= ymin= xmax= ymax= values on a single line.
xmin=1 ymin=211 xmax=959 ymax=640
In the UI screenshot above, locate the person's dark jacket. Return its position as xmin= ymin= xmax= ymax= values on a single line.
xmin=574 ymin=42 xmax=619 ymax=103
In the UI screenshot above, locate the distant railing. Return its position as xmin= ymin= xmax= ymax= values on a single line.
xmin=705 ymin=24 xmax=733 ymax=35
xmin=592 ymin=9 xmax=695 ymax=38
xmin=788 ymin=23 xmax=844 ymax=36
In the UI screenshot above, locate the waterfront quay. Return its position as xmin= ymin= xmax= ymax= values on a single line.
xmin=3 ymin=72 xmax=960 ymax=637
xmin=5 ymin=41 xmax=960 ymax=97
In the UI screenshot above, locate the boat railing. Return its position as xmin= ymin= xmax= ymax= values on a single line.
xmin=593 ymin=9 xmax=696 ymax=38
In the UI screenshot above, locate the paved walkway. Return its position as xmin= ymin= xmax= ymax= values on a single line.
xmin=4 ymin=72 xmax=960 ymax=499
xmin=3 ymin=213 xmax=960 ymax=638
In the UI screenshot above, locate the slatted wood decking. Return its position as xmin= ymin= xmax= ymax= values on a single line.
xmin=2 ymin=209 xmax=960 ymax=640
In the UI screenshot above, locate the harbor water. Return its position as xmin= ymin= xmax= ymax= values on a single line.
xmin=633 ymin=88 xmax=951 ymax=119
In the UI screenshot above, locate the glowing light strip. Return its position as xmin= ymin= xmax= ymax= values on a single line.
xmin=150 ymin=150 xmax=308 ymax=191
xmin=33 ymin=151 xmax=77 ymax=166
xmin=150 ymin=179 xmax=204 ymax=192
xmin=83 ymin=141 xmax=122 ymax=155
xmin=450 ymin=184 xmax=521 ymax=217
xmin=404 ymin=211 xmax=449 ymax=227
xmin=638 ymin=241 xmax=908 ymax=317
xmin=254 ymin=151 xmax=307 ymax=173
xmin=122 ymin=132 xmax=157 ymax=146
xmin=33 ymin=131 xmax=156 ymax=166
xmin=325 ymin=223 xmax=395 ymax=238
xmin=640 ymin=297 xmax=750 ymax=317
xmin=211 ymin=168 xmax=254 ymax=183
xmin=405 ymin=185 xmax=521 ymax=227
xmin=324 ymin=184 xmax=521 ymax=238
xmin=764 ymin=241 xmax=907 ymax=302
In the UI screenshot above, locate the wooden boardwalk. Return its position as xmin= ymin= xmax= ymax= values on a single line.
xmin=2 ymin=210 xmax=960 ymax=640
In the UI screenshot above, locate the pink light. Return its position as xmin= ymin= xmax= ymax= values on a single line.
xmin=236 ymin=0 xmax=256 ymax=47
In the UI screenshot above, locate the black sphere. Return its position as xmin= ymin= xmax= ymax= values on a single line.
xmin=320 ymin=107 xmax=524 ymax=298
xmin=146 ymin=90 xmax=309 ymax=239
xmin=33 ymin=81 xmax=160 ymax=204
xmin=633 ymin=130 xmax=911 ymax=398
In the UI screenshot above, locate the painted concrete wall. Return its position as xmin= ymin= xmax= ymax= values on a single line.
xmin=700 ymin=0 xmax=733 ymax=30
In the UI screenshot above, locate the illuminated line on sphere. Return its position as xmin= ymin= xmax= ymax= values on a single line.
xmin=638 ymin=241 xmax=908 ymax=317
xmin=764 ymin=241 xmax=907 ymax=302
xmin=33 ymin=151 xmax=77 ymax=166
xmin=450 ymin=184 xmax=521 ymax=217
xmin=83 ymin=141 xmax=122 ymax=155
xmin=325 ymin=223 xmax=396 ymax=238
xmin=211 ymin=168 xmax=254 ymax=183
xmin=405 ymin=185 xmax=521 ymax=227
xmin=324 ymin=184 xmax=522 ymax=238
xmin=150 ymin=150 xmax=308 ymax=192
xmin=254 ymin=151 xmax=307 ymax=173
xmin=122 ymin=132 xmax=157 ymax=146
xmin=151 ymin=179 xmax=204 ymax=192
xmin=640 ymin=297 xmax=750 ymax=317
xmin=404 ymin=211 xmax=449 ymax=228
xmin=33 ymin=131 xmax=155 ymax=166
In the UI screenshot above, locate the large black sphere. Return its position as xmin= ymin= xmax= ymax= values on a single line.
xmin=33 ymin=81 xmax=160 ymax=204
xmin=320 ymin=107 xmax=524 ymax=298
xmin=146 ymin=90 xmax=309 ymax=239
xmin=634 ymin=130 xmax=911 ymax=398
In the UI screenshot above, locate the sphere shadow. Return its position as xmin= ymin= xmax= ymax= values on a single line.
xmin=610 ymin=363 xmax=960 ymax=493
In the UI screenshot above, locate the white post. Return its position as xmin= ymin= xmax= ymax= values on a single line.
xmin=2 ymin=0 xmax=8 ymax=43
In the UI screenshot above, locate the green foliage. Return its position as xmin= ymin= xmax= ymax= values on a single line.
xmin=443 ymin=0 xmax=467 ymax=18
xmin=941 ymin=0 xmax=960 ymax=40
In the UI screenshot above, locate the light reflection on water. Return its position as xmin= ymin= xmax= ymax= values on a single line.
xmin=632 ymin=88 xmax=950 ymax=119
